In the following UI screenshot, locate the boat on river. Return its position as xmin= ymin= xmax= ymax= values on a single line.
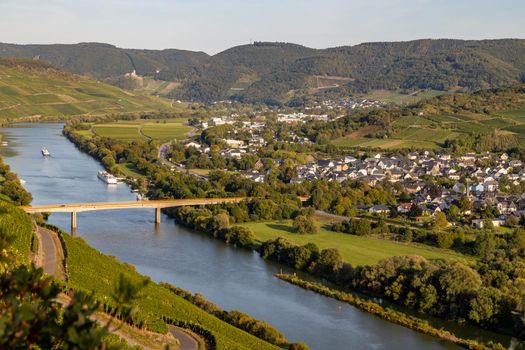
xmin=97 ymin=170 xmax=118 ymax=184
xmin=41 ymin=147 xmax=50 ymax=156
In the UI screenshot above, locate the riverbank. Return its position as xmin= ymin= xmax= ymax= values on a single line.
xmin=276 ymin=274 xmax=505 ymax=350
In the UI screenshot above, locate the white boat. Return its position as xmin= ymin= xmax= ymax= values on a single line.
xmin=1 ymin=141 xmax=8 ymax=146
xmin=41 ymin=147 xmax=50 ymax=157
xmin=97 ymin=171 xmax=118 ymax=184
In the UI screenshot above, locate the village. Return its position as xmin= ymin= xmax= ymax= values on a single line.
xmin=175 ymin=125 xmax=525 ymax=229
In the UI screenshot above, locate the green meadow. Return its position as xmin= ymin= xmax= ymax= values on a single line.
xmin=87 ymin=118 xmax=193 ymax=141
xmin=241 ymin=220 xmax=468 ymax=267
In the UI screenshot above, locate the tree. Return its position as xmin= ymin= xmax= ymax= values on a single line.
xmin=211 ymin=212 xmax=230 ymax=233
xmin=314 ymin=248 xmax=343 ymax=280
xmin=356 ymin=219 xmax=372 ymax=236
xmin=224 ymin=226 xmax=255 ymax=247
xmin=433 ymin=212 xmax=449 ymax=229
xmin=408 ymin=204 xmax=423 ymax=218
xmin=439 ymin=262 xmax=482 ymax=300
xmin=447 ymin=205 xmax=461 ymax=222
xmin=475 ymin=232 xmax=497 ymax=259
xmin=293 ymin=215 xmax=318 ymax=234
xmin=436 ymin=231 xmax=454 ymax=249
xmin=458 ymin=196 xmax=472 ymax=214
xmin=468 ymin=287 xmax=500 ymax=325
xmin=506 ymin=215 xmax=519 ymax=227
xmin=0 ymin=265 xmax=146 ymax=349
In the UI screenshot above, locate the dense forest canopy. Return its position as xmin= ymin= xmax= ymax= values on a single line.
xmin=1 ymin=39 xmax=524 ymax=103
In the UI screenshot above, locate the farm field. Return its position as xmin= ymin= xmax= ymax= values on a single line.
xmin=333 ymin=106 xmax=525 ymax=150
xmin=89 ymin=118 xmax=193 ymax=141
xmin=359 ymin=89 xmax=448 ymax=104
xmin=496 ymin=108 xmax=525 ymax=122
xmin=241 ymin=220 xmax=468 ymax=267
xmin=141 ymin=121 xmax=192 ymax=139
xmin=331 ymin=137 xmax=441 ymax=149
xmin=0 ymin=59 xmax=175 ymax=119
xmin=92 ymin=124 xmax=143 ymax=141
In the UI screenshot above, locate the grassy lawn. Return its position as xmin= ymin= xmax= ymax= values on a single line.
xmin=241 ymin=220 xmax=469 ymax=267
xmin=89 ymin=119 xmax=193 ymax=141
xmin=360 ymin=89 xmax=448 ymax=104
xmin=188 ymin=168 xmax=212 ymax=176
xmin=117 ymin=162 xmax=146 ymax=178
xmin=141 ymin=120 xmax=192 ymax=140
xmin=92 ymin=125 xmax=143 ymax=141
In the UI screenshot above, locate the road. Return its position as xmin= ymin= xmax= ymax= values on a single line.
xmin=169 ymin=326 xmax=203 ymax=350
xmin=35 ymin=225 xmax=65 ymax=278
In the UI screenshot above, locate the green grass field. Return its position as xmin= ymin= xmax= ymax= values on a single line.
xmin=90 ymin=118 xmax=193 ymax=141
xmin=141 ymin=120 xmax=193 ymax=140
xmin=92 ymin=125 xmax=143 ymax=141
xmin=360 ymin=89 xmax=448 ymax=104
xmin=0 ymin=62 xmax=175 ymax=119
xmin=242 ymin=220 xmax=468 ymax=267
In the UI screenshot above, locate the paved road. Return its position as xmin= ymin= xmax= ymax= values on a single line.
xmin=169 ymin=326 xmax=201 ymax=350
xmin=37 ymin=226 xmax=60 ymax=276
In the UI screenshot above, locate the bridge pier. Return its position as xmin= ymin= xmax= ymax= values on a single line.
xmin=155 ymin=207 xmax=161 ymax=224
xmin=71 ymin=211 xmax=77 ymax=236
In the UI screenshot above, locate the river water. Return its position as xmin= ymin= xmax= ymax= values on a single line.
xmin=0 ymin=123 xmax=512 ymax=350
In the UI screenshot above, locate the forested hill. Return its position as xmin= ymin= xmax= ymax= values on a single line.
xmin=1 ymin=39 xmax=524 ymax=103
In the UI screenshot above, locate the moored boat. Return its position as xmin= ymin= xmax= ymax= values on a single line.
xmin=97 ymin=170 xmax=118 ymax=184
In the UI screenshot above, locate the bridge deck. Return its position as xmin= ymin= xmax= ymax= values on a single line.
xmin=20 ymin=197 xmax=250 ymax=213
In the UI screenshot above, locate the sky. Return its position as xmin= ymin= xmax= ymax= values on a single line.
xmin=0 ymin=0 xmax=524 ymax=55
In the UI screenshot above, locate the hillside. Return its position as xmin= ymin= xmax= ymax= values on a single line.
xmin=329 ymin=84 xmax=525 ymax=150
xmin=0 ymin=58 xmax=175 ymax=120
xmin=1 ymin=39 xmax=525 ymax=103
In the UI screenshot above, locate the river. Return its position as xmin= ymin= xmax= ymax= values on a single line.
xmin=0 ymin=123 xmax=513 ymax=350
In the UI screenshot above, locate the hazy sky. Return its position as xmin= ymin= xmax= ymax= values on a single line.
xmin=1 ymin=0 xmax=524 ymax=54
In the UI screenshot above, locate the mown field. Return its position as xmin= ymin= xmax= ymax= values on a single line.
xmin=242 ymin=220 xmax=468 ymax=267
xmin=333 ymin=107 xmax=525 ymax=150
xmin=87 ymin=118 xmax=193 ymax=141
xmin=359 ymin=89 xmax=448 ymax=105
xmin=0 ymin=62 xmax=174 ymax=119
xmin=60 ymin=231 xmax=280 ymax=350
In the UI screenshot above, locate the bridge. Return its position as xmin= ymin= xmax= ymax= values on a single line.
xmin=20 ymin=197 xmax=251 ymax=234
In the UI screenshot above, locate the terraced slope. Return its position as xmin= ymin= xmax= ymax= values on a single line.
xmin=0 ymin=59 xmax=174 ymax=120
